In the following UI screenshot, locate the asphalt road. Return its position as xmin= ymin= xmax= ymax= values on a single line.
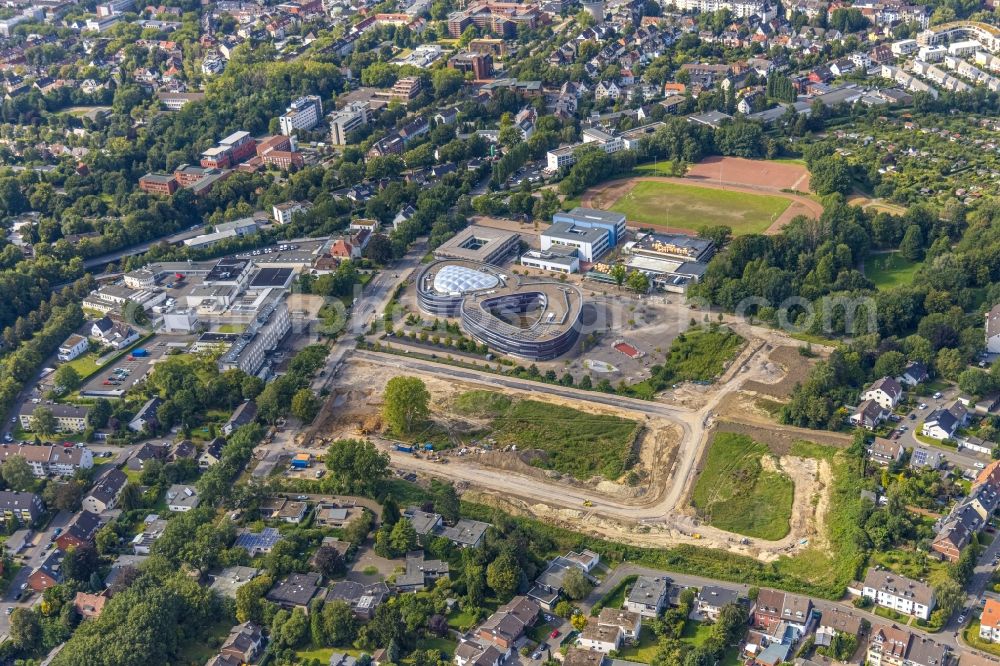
xmin=896 ymin=386 xmax=990 ymax=475
xmin=0 ymin=510 xmax=73 ymax=638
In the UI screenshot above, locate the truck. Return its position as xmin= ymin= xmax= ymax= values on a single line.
xmin=395 ymin=444 xmax=414 ymax=453
xmin=424 ymin=443 xmax=434 ymax=451
xmin=130 ymin=349 xmax=148 ymax=358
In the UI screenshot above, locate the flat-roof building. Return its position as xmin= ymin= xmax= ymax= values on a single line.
xmin=552 ymin=208 xmax=626 ymax=246
xmin=433 ymin=226 xmax=521 ymax=264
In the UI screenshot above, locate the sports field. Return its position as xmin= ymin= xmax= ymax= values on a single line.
xmin=608 ymin=180 xmax=793 ymax=235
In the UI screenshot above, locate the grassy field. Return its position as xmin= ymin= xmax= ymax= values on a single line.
xmin=627 ymin=324 xmax=744 ymax=399
xmin=609 ymin=181 xmax=791 ymax=235
xmin=176 ymin=617 xmax=233 ymax=665
xmin=450 ymin=391 xmax=641 ymax=481
xmin=691 ymin=433 xmax=794 ymax=540
xmin=866 ymin=253 xmax=923 ymax=289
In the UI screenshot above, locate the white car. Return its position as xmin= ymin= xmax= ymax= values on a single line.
xmin=933 ymin=392 xmax=942 ymax=399
xmin=919 ymin=403 xmax=928 ymax=409
xmin=976 ymin=462 xmax=987 ymax=469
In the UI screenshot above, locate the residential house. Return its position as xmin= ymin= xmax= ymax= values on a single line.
xmin=696 ymin=585 xmax=741 ymax=620
xmin=815 ymin=608 xmax=863 ymax=647
xmin=0 ymin=444 xmax=94 ymax=477
xmin=862 ymin=569 xmax=935 ymax=620
xmin=209 ymin=566 xmax=261 ymax=599
xmin=0 ymin=491 xmax=43 ymax=525
xmin=131 ymin=514 xmax=168 ymax=555
xmin=223 ymin=401 xmax=257 ymax=436
xmin=73 ymin=591 xmax=107 ymax=619
xmin=18 ymin=403 xmax=90 ymax=433
xmin=128 ymin=396 xmax=163 ymax=432
xmin=753 ymin=589 xmax=814 ymax=635
xmin=851 ymin=399 xmax=889 ymax=430
xmin=91 ymin=317 xmax=140 ymax=349
xmin=909 ymin=446 xmax=943 ymax=470
xmin=475 ymin=595 xmax=540 ymax=650
xmin=28 ymin=549 xmax=65 ymax=592
xmin=170 ymin=440 xmax=197 ymax=461
xmin=127 ymin=442 xmax=167 ymax=471
xmin=863 ymin=377 xmax=904 ymax=410
xmin=326 ymin=580 xmax=390 ymax=620
xmin=454 ymin=641 xmax=506 ymax=666
xmin=57 ymin=510 xmax=103 ymax=550
xmin=922 ymin=403 xmax=968 ymax=440
xmin=987 ymin=303 xmax=1000 ymax=354
xmin=578 ymin=621 xmax=622 ymax=652
xmin=218 ymin=621 xmax=265 ymax=663
xmin=81 ymin=469 xmax=127 ymax=514
xmin=234 ymin=527 xmax=282 ymax=556
xmin=899 ymin=361 xmax=929 ymax=387
xmin=266 ymin=572 xmax=323 ymax=612
xmin=626 ymin=575 xmax=669 ymax=617
xmin=870 ymin=437 xmax=904 ymax=465
xmin=596 ymin=607 xmax=641 ymax=641
xmin=165 ymin=484 xmax=199 ymax=512
xmin=199 ymin=437 xmax=226 ymax=468
xmin=866 ymin=625 xmax=950 ymax=666
xmin=395 ymin=552 xmax=450 ymax=592
xmin=981 ymin=599 xmax=1000 ymax=643
xmin=58 ymin=334 xmax=89 ymax=362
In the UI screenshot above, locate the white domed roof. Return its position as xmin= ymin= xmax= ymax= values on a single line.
xmin=433 ymin=265 xmax=499 ymax=295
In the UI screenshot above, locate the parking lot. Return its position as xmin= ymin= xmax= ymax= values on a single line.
xmin=79 ymin=337 xmax=174 ymax=397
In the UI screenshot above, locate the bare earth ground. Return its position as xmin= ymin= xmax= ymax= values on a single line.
xmin=316 ymin=323 xmax=837 ymax=561
xmin=581 ymin=157 xmax=821 ymax=235
xmin=742 ymin=345 xmax=828 ymax=400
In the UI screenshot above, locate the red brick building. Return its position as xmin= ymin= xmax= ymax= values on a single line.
xmin=139 ymin=173 xmax=179 ymax=195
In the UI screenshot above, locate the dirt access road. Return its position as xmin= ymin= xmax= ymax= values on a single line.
xmin=582 ymin=157 xmax=822 ymax=235
xmin=338 ymin=318 xmax=829 ymax=560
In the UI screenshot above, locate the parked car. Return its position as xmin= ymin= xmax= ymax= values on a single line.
xmin=933 ymin=392 xmax=943 ymax=399
xmin=550 ymin=630 xmax=560 ymax=639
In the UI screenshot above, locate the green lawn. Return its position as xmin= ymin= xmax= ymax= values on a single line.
xmin=633 ymin=161 xmax=679 ymax=177
xmin=691 ymin=433 xmax=794 ymax=540
xmin=625 ymin=324 xmax=745 ymax=399
xmin=964 ymin=621 xmax=1000 ymax=657
xmin=448 ymin=607 xmax=479 ymax=632
xmin=870 ymin=549 xmax=950 ymax=582
xmin=296 ymin=646 xmax=366 ymax=664
xmin=617 ymin=626 xmax=659 ymax=663
xmin=415 ymin=637 xmax=457 ymax=658
xmin=176 ymin=617 xmax=233 ymax=665
xmin=866 ymin=253 xmax=923 ymax=289
xmin=64 ymin=351 xmax=106 ymax=379
xmin=609 ymin=180 xmax=792 ymax=235
xmin=450 ymin=391 xmax=641 ymax=481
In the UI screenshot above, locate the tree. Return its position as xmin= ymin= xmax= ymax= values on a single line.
xmin=365 ymin=234 xmax=394 ymax=264
xmin=314 ymin=545 xmax=347 ymax=578
xmin=899 ymin=225 xmax=924 ymax=261
xmin=382 ymin=494 xmax=401 ymax=527
xmin=2 ymin=454 xmax=34 ymax=491
xmin=43 ymin=480 xmax=83 ymax=512
xmin=236 ymin=574 xmax=273 ymax=624
xmin=872 ymin=351 xmax=906 ymax=379
xmin=430 ymin=479 xmax=460 ymax=523
xmin=31 ymin=406 xmax=58 ymax=437
xmin=87 ymin=398 xmax=112 ymax=429
xmin=326 ymin=439 xmax=390 ymax=495
xmin=626 ymin=271 xmax=650 ymax=294
xmin=562 ymin=568 xmax=593 ymax=600
xmin=570 ymin=613 xmax=587 ymax=631
xmin=809 ymin=156 xmax=852 ymax=195
xmin=54 ymin=365 xmax=81 ymax=392
xmin=609 ymin=264 xmax=627 ymax=289
xmin=291 ymin=388 xmax=320 ymax=422
xmin=9 ymin=607 xmax=40 ymax=650
xmin=389 ymin=517 xmax=417 ymax=555
xmin=382 ymin=376 xmax=430 ymax=434
xmin=486 ymin=552 xmax=521 ymax=601
xmin=959 ymin=369 xmax=996 ymax=399
xmin=322 ymin=600 xmax=358 ymax=646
